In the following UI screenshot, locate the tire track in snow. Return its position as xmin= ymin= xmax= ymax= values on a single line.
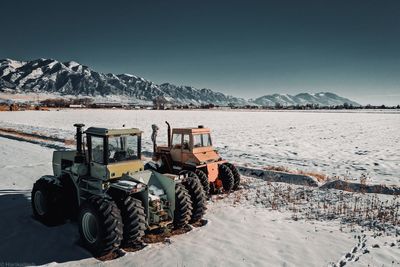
xmin=330 ymin=234 xmax=368 ymax=267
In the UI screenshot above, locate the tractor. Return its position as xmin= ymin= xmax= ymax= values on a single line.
xmin=31 ymin=124 xmax=206 ymax=257
xmin=148 ymin=122 xmax=241 ymax=195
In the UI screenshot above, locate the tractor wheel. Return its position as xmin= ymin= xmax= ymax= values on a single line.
xmin=78 ymin=196 xmax=123 ymax=257
xmin=194 ymin=169 xmax=210 ymax=195
xmin=209 ymin=182 xmax=217 ymax=195
xmin=218 ymin=164 xmax=234 ymax=192
xmin=224 ymin=163 xmax=241 ymax=190
xmin=31 ymin=177 xmax=65 ymax=226
xmin=183 ymin=173 xmax=207 ymax=223
xmin=173 ymin=183 xmax=192 ymax=228
xmin=117 ymin=196 xmax=146 ymax=247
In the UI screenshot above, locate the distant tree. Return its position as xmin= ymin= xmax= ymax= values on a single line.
xmin=40 ymin=98 xmax=70 ymax=107
xmin=153 ymin=96 xmax=168 ymax=109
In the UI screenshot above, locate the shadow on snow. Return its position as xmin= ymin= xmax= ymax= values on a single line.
xmin=0 ymin=189 xmax=91 ymax=265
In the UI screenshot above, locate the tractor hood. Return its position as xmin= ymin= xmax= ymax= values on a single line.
xmin=191 ymin=147 xmax=222 ymax=164
xmin=106 ymin=160 xmax=144 ymax=179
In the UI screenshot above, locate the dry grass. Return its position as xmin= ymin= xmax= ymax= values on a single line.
xmin=263 ymin=165 xmax=290 ymax=172
xmin=297 ymin=170 xmax=328 ymax=182
xmin=240 ymin=181 xmax=400 ymax=234
xmin=0 ymin=104 xmax=9 ymax=111
xmin=143 ymin=225 xmax=192 ymax=243
xmin=263 ymin=165 xmax=329 ymax=183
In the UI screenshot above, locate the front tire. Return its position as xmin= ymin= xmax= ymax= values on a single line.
xmin=194 ymin=169 xmax=210 ymax=195
xmin=78 ymin=196 xmax=123 ymax=257
xmin=224 ymin=163 xmax=241 ymax=190
xmin=117 ymin=196 xmax=146 ymax=247
xmin=173 ymin=184 xmax=192 ymax=228
xmin=183 ymin=172 xmax=207 ymax=223
xmin=31 ymin=177 xmax=65 ymax=226
xmin=219 ymin=164 xmax=234 ymax=192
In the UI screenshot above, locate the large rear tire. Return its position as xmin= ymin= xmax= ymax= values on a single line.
xmin=224 ymin=163 xmax=241 ymax=190
xmin=194 ymin=169 xmax=210 ymax=195
xmin=173 ymin=183 xmax=192 ymax=228
xmin=117 ymin=196 xmax=146 ymax=247
xmin=183 ymin=172 xmax=207 ymax=223
xmin=78 ymin=196 xmax=123 ymax=257
xmin=31 ymin=177 xmax=65 ymax=226
xmin=219 ymin=164 xmax=234 ymax=192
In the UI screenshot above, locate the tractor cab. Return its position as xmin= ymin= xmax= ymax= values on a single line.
xmin=168 ymin=126 xmax=221 ymax=165
xmin=84 ymin=127 xmax=145 ymax=180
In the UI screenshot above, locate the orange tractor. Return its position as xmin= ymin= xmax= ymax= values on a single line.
xmin=147 ymin=122 xmax=240 ymax=194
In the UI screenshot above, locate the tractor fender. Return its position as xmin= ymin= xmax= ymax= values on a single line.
xmin=39 ymin=175 xmax=61 ymax=185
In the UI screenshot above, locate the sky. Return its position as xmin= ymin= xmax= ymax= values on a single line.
xmin=1 ymin=0 xmax=399 ymax=105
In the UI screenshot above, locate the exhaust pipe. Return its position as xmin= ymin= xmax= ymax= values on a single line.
xmin=165 ymin=121 xmax=171 ymax=147
xmin=151 ymin=124 xmax=159 ymax=156
xmin=73 ymin=123 xmax=85 ymax=163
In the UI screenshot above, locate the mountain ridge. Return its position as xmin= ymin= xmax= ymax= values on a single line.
xmin=0 ymin=58 xmax=360 ymax=106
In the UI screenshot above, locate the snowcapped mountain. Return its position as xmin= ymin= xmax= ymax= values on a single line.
xmin=0 ymin=58 xmax=359 ymax=106
xmin=0 ymin=58 xmax=246 ymax=105
xmin=252 ymin=92 xmax=360 ymax=107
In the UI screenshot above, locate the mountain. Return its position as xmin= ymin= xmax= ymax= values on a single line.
xmin=252 ymin=92 xmax=360 ymax=107
xmin=0 ymin=58 xmax=359 ymax=106
xmin=0 ymin=58 xmax=247 ymax=105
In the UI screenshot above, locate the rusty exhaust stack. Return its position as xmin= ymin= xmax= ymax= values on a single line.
xmin=165 ymin=121 xmax=171 ymax=147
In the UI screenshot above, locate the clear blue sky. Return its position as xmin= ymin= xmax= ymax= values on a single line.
xmin=1 ymin=0 xmax=399 ymax=105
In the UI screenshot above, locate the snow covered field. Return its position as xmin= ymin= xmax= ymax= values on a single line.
xmin=0 ymin=137 xmax=399 ymax=266
xmin=0 ymin=109 xmax=399 ymax=185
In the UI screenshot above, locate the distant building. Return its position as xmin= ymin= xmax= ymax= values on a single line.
xmin=69 ymin=104 xmax=85 ymax=108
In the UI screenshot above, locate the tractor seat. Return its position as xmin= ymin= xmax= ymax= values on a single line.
xmin=113 ymin=150 xmax=127 ymax=161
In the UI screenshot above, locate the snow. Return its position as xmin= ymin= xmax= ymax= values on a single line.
xmin=46 ymin=61 xmax=58 ymax=69
xmin=149 ymin=184 xmax=165 ymax=196
xmin=4 ymin=59 xmax=26 ymax=69
xmin=64 ymin=61 xmax=80 ymax=68
xmin=0 ymin=109 xmax=398 ymax=185
xmin=0 ymin=137 xmax=398 ymax=266
xmin=19 ymin=68 xmax=44 ymax=85
xmin=1 ymin=59 xmax=27 ymax=76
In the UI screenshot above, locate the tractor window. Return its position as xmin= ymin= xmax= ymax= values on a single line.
xmin=203 ymin=133 xmax=212 ymax=147
xmin=91 ymin=136 xmax=105 ymax=164
xmin=108 ymin=135 xmax=140 ymax=163
xmin=193 ymin=134 xmax=202 ymax=148
xmin=183 ymin=134 xmax=190 ymax=150
xmin=172 ymin=134 xmax=182 ymax=149
xmin=193 ymin=134 xmax=212 ymax=148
